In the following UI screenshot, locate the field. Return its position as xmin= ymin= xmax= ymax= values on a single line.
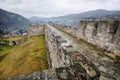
xmin=0 ymin=35 xmax=48 ymax=79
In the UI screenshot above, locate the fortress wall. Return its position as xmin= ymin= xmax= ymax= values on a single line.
xmin=49 ymin=21 xmax=120 ymax=58
xmin=8 ymin=25 xmax=100 ymax=80
xmin=7 ymin=21 xmax=120 ymax=80
xmin=44 ymin=24 xmax=100 ymax=79
xmin=27 ymin=24 xmax=45 ymax=37
xmin=45 ymin=25 xmax=71 ymax=68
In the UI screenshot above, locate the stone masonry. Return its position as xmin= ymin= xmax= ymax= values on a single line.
xmin=8 ymin=23 xmax=101 ymax=80
xmin=49 ymin=21 xmax=120 ymax=58
xmin=7 ymin=22 xmax=120 ymax=80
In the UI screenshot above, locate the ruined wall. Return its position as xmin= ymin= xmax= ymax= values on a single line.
xmin=50 ymin=21 xmax=120 ymax=58
xmin=8 ymin=25 xmax=100 ymax=80
xmin=77 ymin=21 xmax=120 ymax=57
xmin=7 ymin=22 xmax=120 ymax=80
xmin=44 ymin=25 xmax=100 ymax=79
xmin=8 ymin=61 xmax=100 ymax=80
xmin=45 ymin=26 xmax=71 ymax=68
xmin=27 ymin=23 xmax=45 ymax=37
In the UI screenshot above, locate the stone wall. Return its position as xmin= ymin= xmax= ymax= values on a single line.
xmin=8 ymin=63 xmax=100 ymax=80
xmin=27 ymin=23 xmax=45 ymax=37
xmin=8 ymin=25 xmax=100 ymax=80
xmin=49 ymin=21 xmax=120 ymax=58
xmin=77 ymin=21 xmax=120 ymax=57
xmin=45 ymin=27 xmax=70 ymax=68
xmin=45 ymin=24 xmax=101 ymax=79
xmin=7 ymin=21 xmax=120 ymax=80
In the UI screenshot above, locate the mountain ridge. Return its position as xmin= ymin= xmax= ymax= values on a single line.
xmin=0 ymin=8 xmax=30 ymax=30
xmin=29 ymin=9 xmax=120 ymax=26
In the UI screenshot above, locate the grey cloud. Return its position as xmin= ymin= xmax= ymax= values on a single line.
xmin=0 ymin=0 xmax=120 ymax=18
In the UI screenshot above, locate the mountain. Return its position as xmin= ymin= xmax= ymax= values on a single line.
xmin=30 ymin=9 xmax=120 ymax=26
xmin=29 ymin=16 xmax=47 ymax=22
xmin=48 ymin=9 xmax=120 ymax=20
xmin=0 ymin=8 xmax=30 ymax=30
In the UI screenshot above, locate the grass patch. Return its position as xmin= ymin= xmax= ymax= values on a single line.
xmin=2 ymin=36 xmax=23 ymax=41
xmin=0 ymin=35 xmax=47 ymax=79
xmin=0 ymin=46 xmax=14 ymax=62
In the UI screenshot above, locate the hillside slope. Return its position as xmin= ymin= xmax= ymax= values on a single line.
xmin=0 ymin=8 xmax=30 ymax=30
xmin=57 ymin=9 xmax=120 ymax=20
xmin=30 ymin=9 xmax=120 ymax=26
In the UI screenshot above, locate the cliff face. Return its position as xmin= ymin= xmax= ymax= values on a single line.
xmin=77 ymin=21 xmax=120 ymax=57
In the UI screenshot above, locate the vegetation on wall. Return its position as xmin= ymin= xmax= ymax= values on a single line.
xmin=108 ymin=20 xmax=115 ymax=25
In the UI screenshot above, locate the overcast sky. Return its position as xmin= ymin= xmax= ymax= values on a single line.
xmin=0 ymin=0 xmax=120 ymax=18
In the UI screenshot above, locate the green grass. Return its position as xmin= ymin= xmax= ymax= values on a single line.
xmin=0 ymin=46 xmax=13 ymax=55
xmin=0 ymin=36 xmax=26 ymax=62
xmin=0 ymin=35 xmax=48 ymax=79
xmin=1 ymin=36 xmax=24 ymax=41
xmin=0 ymin=46 xmax=13 ymax=62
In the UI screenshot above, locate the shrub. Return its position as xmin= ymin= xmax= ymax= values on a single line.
xmin=108 ymin=20 xmax=115 ymax=25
